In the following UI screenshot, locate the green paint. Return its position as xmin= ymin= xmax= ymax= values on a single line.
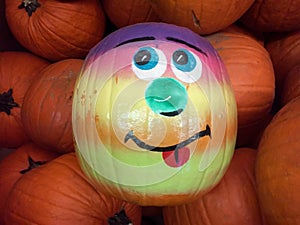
xmin=145 ymin=77 xmax=187 ymax=116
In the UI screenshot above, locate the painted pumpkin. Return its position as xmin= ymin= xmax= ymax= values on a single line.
xmin=255 ymin=96 xmax=300 ymax=225
xmin=4 ymin=152 xmax=142 ymax=225
xmin=0 ymin=51 xmax=49 ymax=148
xmin=163 ymin=148 xmax=265 ymax=225
xmin=0 ymin=142 xmax=59 ymax=225
xmin=21 ymin=58 xmax=83 ymax=153
xmin=72 ymin=22 xmax=237 ymax=206
xmin=5 ymin=0 xmax=106 ymax=61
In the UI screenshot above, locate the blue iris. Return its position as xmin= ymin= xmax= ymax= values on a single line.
xmin=133 ymin=47 xmax=159 ymax=70
xmin=172 ymin=49 xmax=196 ymax=72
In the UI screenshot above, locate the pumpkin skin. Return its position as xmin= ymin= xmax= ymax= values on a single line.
xmin=265 ymin=31 xmax=300 ymax=110
xmin=149 ymin=0 xmax=254 ymax=35
xmin=103 ymin=0 xmax=160 ymax=28
xmin=4 ymin=152 xmax=142 ymax=225
xmin=255 ymin=96 xmax=300 ymax=225
xmin=5 ymin=0 xmax=106 ymax=61
xmin=22 ymin=59 xmax=83 ymax=153
xmin=0 ymin=51 xmax=49 ymax=148
xmin=205 ymin=25 xmax=275 ymax=148
xmin=72 ymin=22 xmax=237 ymax=206
xmin=163 ymin=148 xmax=265 ymax=225
xmin=280 ymin=65 xmax=300 ymax=107
xmin=0 ymin=142 xmax=59 ymax=225
xmin=240 ymin=0 xmax=300 ymax=32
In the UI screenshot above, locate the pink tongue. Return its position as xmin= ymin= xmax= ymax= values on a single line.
xmin=162 ymin=147 xmax=190 ymax=167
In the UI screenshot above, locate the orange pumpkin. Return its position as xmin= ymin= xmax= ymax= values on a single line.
xmin=255 ymin=96 xmax=300 ymax=225
xmin=205 ymin=25 xmax=275 ymax=148
xmin=280 ymin=65 xmax=300 ymax=107
xmin=103 ymin=0 xmax=160 ymax=28
xmin=149 ymin=0 xmax=254 ymax=34
xmin=5 ymin=0 xmax=106 ymax=61
xmin=265 ymin=30 xmax=300 ymax=110
xmin=21 ymin=59 xmax=83 ymax=153
xmin=163 ymin=148 xmax=265 ymax=225
xmin=0 ymin=142 xmax=58 ymax=225
xmin=240 ymin=0 xmax=300 ymax=32
xmin=4 ymin=152 xmax=142 ymax=225
xmin=0 ymin=51 xmax=49 ymax=148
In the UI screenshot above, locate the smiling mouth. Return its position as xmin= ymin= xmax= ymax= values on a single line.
xmin=124 ymin=125 xmax=211 ymax=152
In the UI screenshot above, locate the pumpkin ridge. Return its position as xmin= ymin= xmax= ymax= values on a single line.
xmin=40 ymin=4 xmax=103 ymax=42
xmin=27 ymin=19 xmax=68 ymax=59
xmin=35 ymin=18 xmax=87 ymax=55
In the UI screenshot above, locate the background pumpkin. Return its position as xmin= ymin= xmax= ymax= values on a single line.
xmin=265 ymin=30 xmax=300 ymax=111
xmin=4 ymin=152 xmax=142 ymax=225
xmin=0 ymin=142 xmax=59 ymax=225
xmin=149 ymin=0 xmax=255 ymax=35
xmin=255 ymin=96 xmax=300 ymax=225
xmin=280 ymin=65 xmax=300 ymax=107
xmin=163 ymin=147 xmax=265 ymax=225
xmin=239 ymin=0 xmax=300 ymax=32
xmin=0 ymin=51 xmax=49 ymax=148
xmin=205 ymin=25 xmax=275 ymax=148
xmin=5 ymin=0 xmax=106 ymax=61
xmin=103 ymin=0 xmax=160 ymax=28
xmin=21 ymin=58 xmax=83 ymax=154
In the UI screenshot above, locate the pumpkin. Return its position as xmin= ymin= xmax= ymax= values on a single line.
xmin=149 ymin=0 xmax=254 ymax=35
xmin=72 ymin=22 xmax=237 ymax=206
xmin=0 ymin=142 xmax=58 ymax=225
xmin=4 ymin=152 xmax=142 ymax=225
xmin=0 ymin=51 xmax=49 ymax=148
xmin=265 ymin=30 xmax=300 ymax=110
xmin=240 ymin=0 xmax=300 ymax=32
xmin=22 ymin=58 xmax=83 ymax=153
xmin=103 ymin=0 xmax=160 ymax=28
xmin=255 ymin=96 xmax=300 ymax=225
xmin=163 ymin=147 xmax=265 ymax=225
xmin=280 ymin=65 xmax=300 ymax=107
xmin=5 ymin=0 xmax=106 ymax=61
xmin=205 ymin=25 xmax=275 ymax=148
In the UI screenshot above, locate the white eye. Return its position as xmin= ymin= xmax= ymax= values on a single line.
xmin=171 ymin=48 xmax=202 ymax=83
xmin=132 ymin=47 xmax=167 ymax=80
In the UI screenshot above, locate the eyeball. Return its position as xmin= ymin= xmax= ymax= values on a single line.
xmin=171 ymin=49 xmax=202 ymax=83
xmin=132 ymin=47 xmax=167 ymax=80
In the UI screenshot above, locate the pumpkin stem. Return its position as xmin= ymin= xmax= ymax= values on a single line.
xmin=0 ymin=88 xmax=19 ymax=115
xmin=108 ymin=209 xmax=133 ymax=225
xmin=19 ymin=156 xmax=46 ymax=174
xmin=18 ymin=0 xmax=41 ymax=16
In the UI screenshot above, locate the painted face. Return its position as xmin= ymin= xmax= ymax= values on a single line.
xmin=72 ymin=23 xmax=237 ymax=206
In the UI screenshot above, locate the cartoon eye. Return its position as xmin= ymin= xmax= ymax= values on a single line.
xmin=132 ymin=47 xmax=167 ymax=80
xmin=171 ymin=49 xmax=202 ymax=83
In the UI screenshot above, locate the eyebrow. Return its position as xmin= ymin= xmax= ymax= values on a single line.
xmin=166 ymin=37 xmax=207 ymax=56
xmin=115 ymin=36 xmax=156 ymax=47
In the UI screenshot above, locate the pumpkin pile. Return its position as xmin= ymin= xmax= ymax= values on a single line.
xmin=0 ymin=0 xmax=299 ymax=225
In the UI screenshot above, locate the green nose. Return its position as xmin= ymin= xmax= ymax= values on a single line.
xmin=145 ymin=77 xmax=188 ymax=117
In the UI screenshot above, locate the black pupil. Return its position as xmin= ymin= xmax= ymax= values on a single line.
xmin=134 ymin=50 xmax=151 ymax=65
xmin=173 ymin=50 xmax=188 ymax=65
